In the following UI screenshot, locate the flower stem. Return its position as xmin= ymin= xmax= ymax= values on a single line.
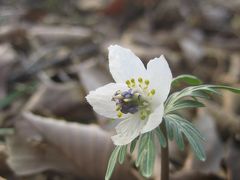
xmin=160 ymin=120 xmax=169 ymax=180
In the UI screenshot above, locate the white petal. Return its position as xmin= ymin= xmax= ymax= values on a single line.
xmin=86 ymin=83 xmax=128 ymax=119
xmin=147 ymin=55 xmax=172 ymax=103
xmin=111 ymin=116 xmax=146 ymax=145
xmin=141 ymin=103 xmax=164 ymax=133
xmin=108 ymin=45 xmax=147 ymax=83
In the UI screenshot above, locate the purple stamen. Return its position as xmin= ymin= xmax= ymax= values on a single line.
xmin=121 ymin=104 xmax=138 ymax=114
xmin=121 ymin=89 xmax=133 ymax=98
xmin=113 ymin=89 xmax=142 ymax=115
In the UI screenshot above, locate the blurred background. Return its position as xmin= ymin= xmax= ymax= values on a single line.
xmin=0 ymin=0 xmax=240 ymax=179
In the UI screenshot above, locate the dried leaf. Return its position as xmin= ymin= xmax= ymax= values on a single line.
xmin=77 ymin=59 xmax=112 ymax=92
xmin=0 ymin=177 xmax=6 ymax=180
xmin=6 ymin=112 xmax=137 ymax=180
xmin=77 ymin=59 xmax=113 ymax=124
xmin=29 ymin=25 xmax=91 ymax=43
xmin=0 ymin=43 xmax=16 ymax=99
xmin=24 ymin=82 xmax=95 ymax=123
xmin=0 ymin=144 xmax=11 ymax=175
xmin=226 ymin=139 xmax=240 ymax=180
xmin=171 ymin=170 xmax=224 ymax=180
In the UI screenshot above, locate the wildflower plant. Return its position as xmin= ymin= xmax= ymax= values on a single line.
xmin=86 ymin=45 xmax=240 ymax=180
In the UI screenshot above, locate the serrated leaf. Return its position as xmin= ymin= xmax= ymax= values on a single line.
xmin=130 ymin=137 xmax=138 ymax=153
xmin=139 ymin=133 xmax=155 ymax=178
xmin=118 ymin=145 xmax=127 ymax=164
xmin=155 ymin=127 xmax=167 ymax=148
xmin=172 ymin=74 xmax=203 ymax=87
xmin=105 ymin=146 xmax=121 ymax=180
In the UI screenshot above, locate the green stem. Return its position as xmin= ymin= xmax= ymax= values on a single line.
xmin=160 ymin=120 xmax=169 ymax=180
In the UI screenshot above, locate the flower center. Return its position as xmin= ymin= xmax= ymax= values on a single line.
xmin=112 ymin=77 xmax=156 ymax=120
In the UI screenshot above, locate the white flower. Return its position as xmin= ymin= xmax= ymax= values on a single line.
xmin=86 ymin=45 xmax=172 ymax=145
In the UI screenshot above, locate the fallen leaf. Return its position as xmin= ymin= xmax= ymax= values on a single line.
xmin=0 ymin=144 xmax=11 ymax=176
xmin=0 ymin=43 xmax=16 ymax=99
xmin=24 ymin=82 xmax=95 ymax=123
xmin=6 ymin=112 xmax=138 ymax=180
xmin=226 ymin=138 xmax=240 ymax=180
xmin=171 ymin=170 xmax=224 ymax=180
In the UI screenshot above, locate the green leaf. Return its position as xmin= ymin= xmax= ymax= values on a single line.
xmin=139 ymin=133 xmax=155 ymax=178
xmin=130 ymin=137 xmax=138 ymax=153
xmin=189 ymin=90 xmax=211 ymax=99
xmin=167 ymin=119 xmax=185 ymax=152
xmin=182 ymin=128 xmax=206 ymax=161
xmin=155 ymin=127 xmax=167 ymax=148
xmin=118 ymin=145 xmax=127 ymax=164
xmin=0 ymin=82 xmax=36 ymax=110
xmin=105 ymin=146 xmax=121 ymax=180
xmin=0 ymin=128 xmax=14 ymax=136
xmin=164 ymin=114 xmax=206 ymax=161
xmin=203 ymin=87 xmax=220 ymax=95
xmin=210 ymin=85 xmax=240 ymax=94
xmin=169 ymin=99 xmax=205 ymax=113
xmin=163 ymin=83 xmax=240 ymax=161
xmin=165 ymin=120 xmax=174 ymax=140
xmin=164 ymin=85 xmax=232 ymax=114
xmin=0 ymin=90 xmax=26 ymax=109
xmin=167 ymin=85 xmax=240 ymax=108
xmin=136 ymin=134 xmax=149 ymax=167
xmin=172 ymin=74 xmax=203 ymax=87
xmin=172 ymin=123 xmax=184 ymax=151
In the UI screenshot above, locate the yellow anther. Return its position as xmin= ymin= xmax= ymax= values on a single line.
xmin=140 ymin=111 xmax=146 ymax=120
xmin=117 ymin=111 xmax=123 ymax=118
xmin=123 ymin=99 xmax=131 ymax=102
xmin=144 ymin=80 xmax=150 ymax=85
xmin=141 ymin=114 xmax=146 ymax=120
xmin=138 ymin=77 xmax=143 ymax=83
xmin=126 ymin=80 xmax=131 ymax=88
xmin=148 ymin=89 xmax=156 ymax=96
xmin=130 ymin=78 xmax=136 ymax=87
xmin=150 ymin=89 xmax=155 ymax=95
xmin=126 ymin=80 xmax=130 ymax=85
xmin=116 ymin=106 xmax=121 ymax=111
xmin=142 ymin=102 xmax=149 ymax=106
xmin=146 ymin=108 xmax=151 ymax=115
